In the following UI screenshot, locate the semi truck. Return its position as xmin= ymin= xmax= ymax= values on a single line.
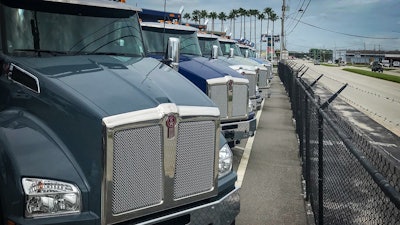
xmin=139 ymin=18 xmax=257 ymax=147
xmin=0 ymin=0 xmax=239 ymax=224
xmin=197 ymin=34 xmax=264 ymax=109
xmin=237 ymin=44 xmax=273 ymax=89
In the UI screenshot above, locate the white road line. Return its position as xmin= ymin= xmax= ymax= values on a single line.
xmin=235 ymin=98 xmax=265 ymax=188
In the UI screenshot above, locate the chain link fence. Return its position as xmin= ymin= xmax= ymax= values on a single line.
xmin=278 ymin=62 xmax=400 ymax=225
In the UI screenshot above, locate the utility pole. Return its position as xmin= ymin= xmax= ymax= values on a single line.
xmin=281 ymin=0 xmax=286 ymax=51
xmin=280 ymin=0 xmax=288 ymax=60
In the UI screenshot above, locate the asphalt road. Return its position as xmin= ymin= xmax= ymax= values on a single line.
xmin=289 ymin=59 xmax=400 ymax=168
xmin=292 ymin=60 xmax=400 ymax=137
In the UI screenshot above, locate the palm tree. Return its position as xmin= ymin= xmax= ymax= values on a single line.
xmin=237 ymin=8 xmax=246 ymax=39
xmin=208 ymin=11 xmax=218 ymax=32
xmin=200 ymin=10 xmax=208 ymax=26
xmin=264 ymin=7 xmax=272 ymax=36
xmin=258 ymin=12 xmax=266 ymax=56
xmin=235 ymin=9 xmax=241 ymax=38
xmin=228 ymin=9 xmax=236 ymax=38
xmin=264 ymin=7 xmax=272 ymax=60
xmin=183 ymin=13 xmax=191 ymax=24
xmin=192 ymin=10 xmax=200 ymax=24
xmin=218 ymin=12 xmax=227 ymax=33
xmin=270 ymin=12 xmax=279 ymax=62
xmin=243 ymin=9 xmax=249 ymax=39
xmin=249 ymin=9 xmax=259 ymax=46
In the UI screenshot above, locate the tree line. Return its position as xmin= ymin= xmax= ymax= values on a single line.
xmin=183 ymin=7 xmax=279 ymax=45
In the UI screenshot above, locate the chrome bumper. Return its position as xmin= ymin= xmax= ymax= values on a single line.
xmin=137 ymin=188 xmax=240 ymax=225
xmin=250 ymin=96 xmax=263 ymax=111
xmin=221 ymin=116 xmax=257 ymax=142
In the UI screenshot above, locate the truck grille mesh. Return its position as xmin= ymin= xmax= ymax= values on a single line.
xmin=209 ymin=85 xmax=228 ymax=118
xmin=258 ymin=69 xmax=268 ymax=88
xmin=209 ymin=83 xmax=247 ymax=119
xmin=112 ymin=125 xmax=163 ymax=214
xmin=232 ymin=84 xmax=248 ymax=116
xmin=244 ymin=74 xmax=257 ymax=97
xmin=174 ymin=121 xmax=216 ymax=199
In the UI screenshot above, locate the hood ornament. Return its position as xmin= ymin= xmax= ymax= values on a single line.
xmin=166 ymin=114 xmax=177 ymax=139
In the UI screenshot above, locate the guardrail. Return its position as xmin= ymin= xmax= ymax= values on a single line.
xmin=278 ymin=61 xmax=400 ymax=225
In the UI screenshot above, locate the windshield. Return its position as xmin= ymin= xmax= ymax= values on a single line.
xmin=3 ymin=5 xmax=145 ymax=57
xmin=198 ymin=37 xmax=223 ymax=57
xmin=249 ymin=50 xmax=256 ymax=58
xmin=141 ymin=27 xmax=202 ymax=56
xmin=219 ymin=41 xmax=243 ymax=57
xmin=239 ymin=47 xmax=248 ymax=57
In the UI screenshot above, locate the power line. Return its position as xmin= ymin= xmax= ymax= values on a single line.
xmin=288 ymin=16 xmax=399 ymax=40
xmin=286 ymin=0 xmax=311 ymax=36
xmin=285 ymin=0 xmax=305 ymax=31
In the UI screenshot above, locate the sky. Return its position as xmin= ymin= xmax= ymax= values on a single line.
xmin=126 ymin=0 xmax=400 ymax=53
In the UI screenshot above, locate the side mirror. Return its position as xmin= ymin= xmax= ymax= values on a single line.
xmin=229 ymin=48 xmax=234 ymax=58
xmin=212 ymin=45 xmax=219 ymax=59
xmin=167 ymin=37 xmax=180 ymax=71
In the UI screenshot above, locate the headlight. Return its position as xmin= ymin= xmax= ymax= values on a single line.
xmin=219 ymin=143 xmax=233 ymax=178
xmin=22 ymin=178 xmax=81 ymax=218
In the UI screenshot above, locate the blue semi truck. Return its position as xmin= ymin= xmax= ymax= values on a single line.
xmin=140 ymin=18 xmax=257 ymax=147
xmin=0 ymin=0 xmax=239 ymax=224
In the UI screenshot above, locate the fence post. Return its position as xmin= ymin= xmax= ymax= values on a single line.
xmin=318 ymin=97 xmax=324 ymax=225
xmin=304 ymin=94 xmax=310 ymax=202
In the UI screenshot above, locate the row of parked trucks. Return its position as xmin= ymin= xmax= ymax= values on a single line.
xmin=0 ymin=0 xmax=272 ymax=224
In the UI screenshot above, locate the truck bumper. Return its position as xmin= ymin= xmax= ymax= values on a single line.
xmin=221 ymin=116 xmax=257 ymax=142
xmin=7 ymin=189 xmax=239 ymax=225
xmin=250 ymin=95 xmax=263 ymax=111
xmin=137 ymin=187 xmax=240 ymax=225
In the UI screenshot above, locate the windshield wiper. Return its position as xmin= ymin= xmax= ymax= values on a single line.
xmin=84 ymin=52 xmax=142 ymax=57
xmin=13 ymin=49 xmax=69 ymax=56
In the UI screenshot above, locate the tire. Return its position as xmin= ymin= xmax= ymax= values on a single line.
xmin=230 ymin=220 xmax=236 ymax=225
xmin=228 ymin=141 xmax=235 ymax=148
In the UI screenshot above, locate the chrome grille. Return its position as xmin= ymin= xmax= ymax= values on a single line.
xmin=208 ymin=78 xmax=248 ymax=120
xmin=232 ymin=84 xmax=248 ymax=117
xmin=209 ymin=85 xmax=228 ymax=118
xmin=244 ymin=74 xmax=257 ymax=97
xmin=102 ymin=104 xmax=219 ymax=224
xmin=258 ymin=69 xmax=267 ymax=88
xmin=112 ymin=125 xmax=163 ymax=214
xmin=174 ymin=121 xmax=216 ymax=199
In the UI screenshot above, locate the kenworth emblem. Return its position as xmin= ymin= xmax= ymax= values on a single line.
xmin=166 ymin=114 xmax=177 ymax=139
xmin=228 ymin=79 xmax=234 ymax=91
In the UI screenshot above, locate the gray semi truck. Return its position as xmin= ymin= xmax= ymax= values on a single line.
xmin=0 ymin=0 xmax=239 ymax=224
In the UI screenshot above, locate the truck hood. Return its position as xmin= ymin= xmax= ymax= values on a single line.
xmin=148 ymin=54 xmax=244 ymax=79
xmin=218 ymin=57 xmax=257 ymax=70
xmin=181 ymin=55 xmax=245 ymax=79
xmin=13 ymin=55 xmax=215 ymax=116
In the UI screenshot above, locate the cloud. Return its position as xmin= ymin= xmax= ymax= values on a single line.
xmin=335 ymin=0 xmax=381 ymax=6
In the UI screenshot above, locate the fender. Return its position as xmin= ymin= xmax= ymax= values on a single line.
xmin=0 ymin=108 xmax=89 ymax=221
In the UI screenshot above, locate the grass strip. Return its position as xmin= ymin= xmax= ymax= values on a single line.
xmin=342 ymin=68 xmax=400 ymax=83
